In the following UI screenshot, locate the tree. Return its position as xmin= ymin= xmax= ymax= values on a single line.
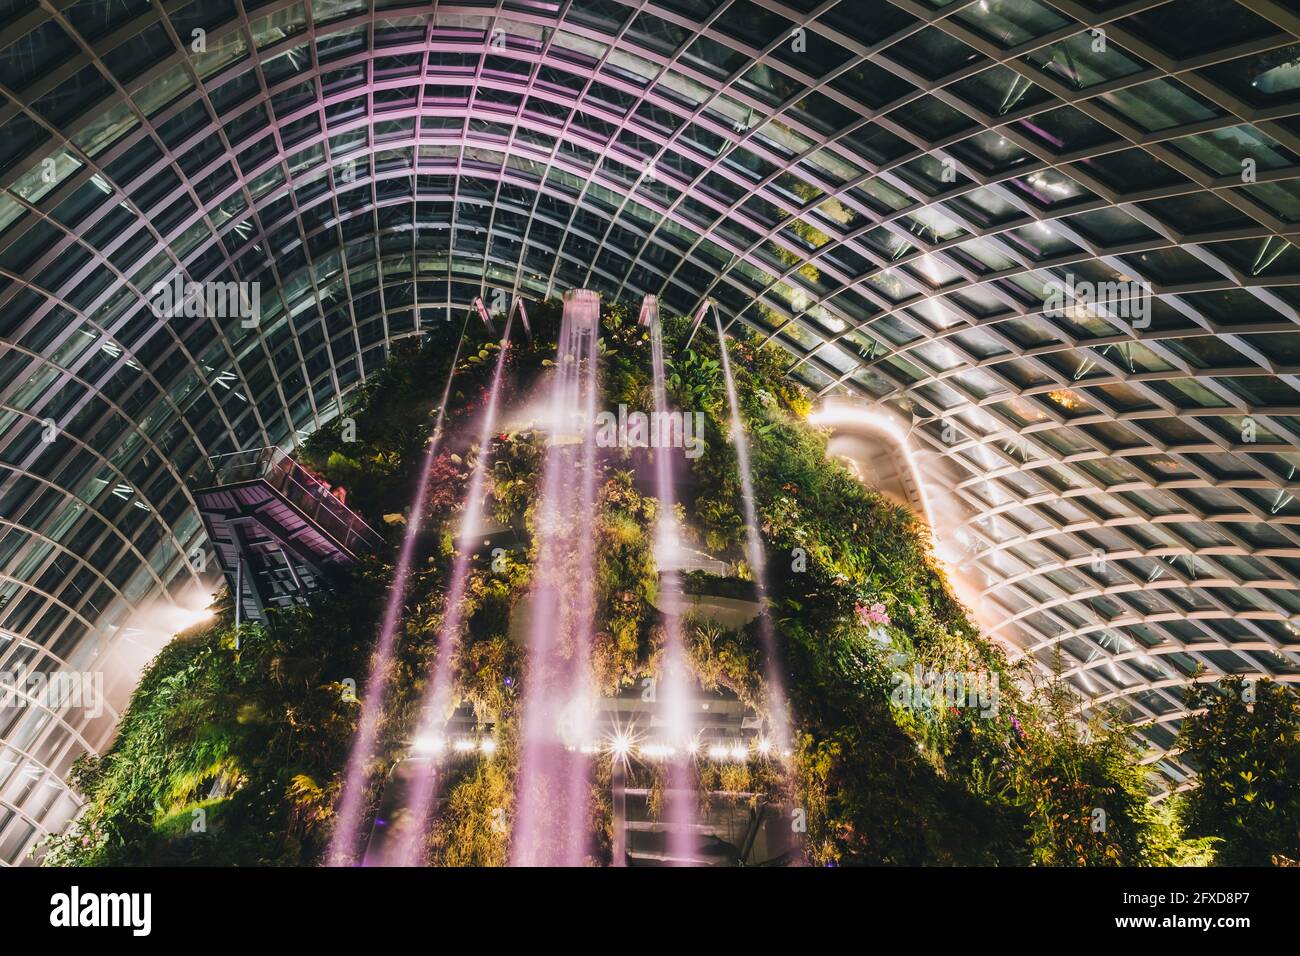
xmin=1179 ymin=676 xmax=1300 ymax=865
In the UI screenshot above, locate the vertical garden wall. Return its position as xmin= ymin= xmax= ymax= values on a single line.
xmin=43 ymin=302 xmax=1297 ymax=867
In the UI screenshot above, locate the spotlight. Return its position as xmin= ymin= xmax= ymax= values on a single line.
xmin=413 ymin=735 xmax=444 ymax=755
xmin=730 ymin=743 xmax=748 ymax=761
xmin=611 ymin=735 xmax=632 ymax=758
xmin=707 ymin=744 xmax=730 ymax=760
xmin=479 ymin=738 xmax=497 ymax=755
xmin=453 ymin=738 xmax=476 ymax=753
xmin=757 ymin=738 xmax=772 ymax=757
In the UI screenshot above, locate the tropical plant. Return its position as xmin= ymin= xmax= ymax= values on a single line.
xmin=47 ymin=298 xmax=1269 ymax=868
xmin=1179 ymin=676 xmax=1300 ymax=865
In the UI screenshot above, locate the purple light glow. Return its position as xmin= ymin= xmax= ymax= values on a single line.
xmin=326 ymin=316 xmax=472 ymax=868
xmin=647 ymin=296 xmax=699 ymax=866
xmin=562 ymin=292 xmax=601 ymax=857
xmin=511 ymin=289 xmax=602 ymax=867
xmin=713 ymin=308 xmax=793 ymax=754
xmin=385 ymin=307 xmax=518 ymax=867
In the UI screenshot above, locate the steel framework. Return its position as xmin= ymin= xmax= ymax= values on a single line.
xmin=1 ymin=0 xmax=1299 ymax=861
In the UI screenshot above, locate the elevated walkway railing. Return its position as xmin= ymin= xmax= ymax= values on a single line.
xmin=201 ymin=447 xmax=383 ymax=558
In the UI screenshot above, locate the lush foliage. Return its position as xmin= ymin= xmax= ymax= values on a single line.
xmin=1178 ymin=676 xmax=1300 ymax=865
xmin=43 ymin=571 xmax=386 ymax=865
xmin=44 ymin=300 xmax=1290 ymax=867
xmin=629 ymin=316 xmax=1201 ymax=866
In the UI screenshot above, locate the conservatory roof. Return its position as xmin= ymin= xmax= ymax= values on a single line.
xmin=2 ymin=0 xmax=1300 ymax=861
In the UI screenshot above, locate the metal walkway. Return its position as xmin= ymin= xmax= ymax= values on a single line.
xmin=193 ymin=447 xmax=384 ymax=625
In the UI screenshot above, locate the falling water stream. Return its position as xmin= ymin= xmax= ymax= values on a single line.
xmin=511 ymin=289 xmax=602 ymax=866
xmin=713 ymin=308 xmax=793 ymax=753
xmin=327 ymin=313 xmax=472 ymax=867
xmin=646 ymin=297 xmax=699 ymax=865
xmin=381 ymin=306 xmax=518 ymax=867
xmin=334 ymin=296 xmax=784 ymax=868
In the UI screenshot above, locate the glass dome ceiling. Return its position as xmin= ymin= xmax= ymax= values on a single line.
xmin=2 ymin=0 xmax=1300 ymax=863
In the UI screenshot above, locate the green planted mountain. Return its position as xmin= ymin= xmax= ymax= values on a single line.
xmin=45 ymin=301 xmax=1290 ymax=866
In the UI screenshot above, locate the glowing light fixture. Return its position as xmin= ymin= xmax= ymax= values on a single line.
xmin=412 ymin=735 xmax=443 ymax=755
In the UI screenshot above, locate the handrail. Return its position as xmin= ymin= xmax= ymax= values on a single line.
xmin=202 ymin=447 xmax=383 ymax=554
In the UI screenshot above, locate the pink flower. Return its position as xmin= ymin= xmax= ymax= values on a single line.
xmin=855 ymin=602 xmax=891 ymax=627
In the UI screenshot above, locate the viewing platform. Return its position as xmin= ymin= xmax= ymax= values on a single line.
xmin=193 ymin=447 xmax=383 ymax=624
